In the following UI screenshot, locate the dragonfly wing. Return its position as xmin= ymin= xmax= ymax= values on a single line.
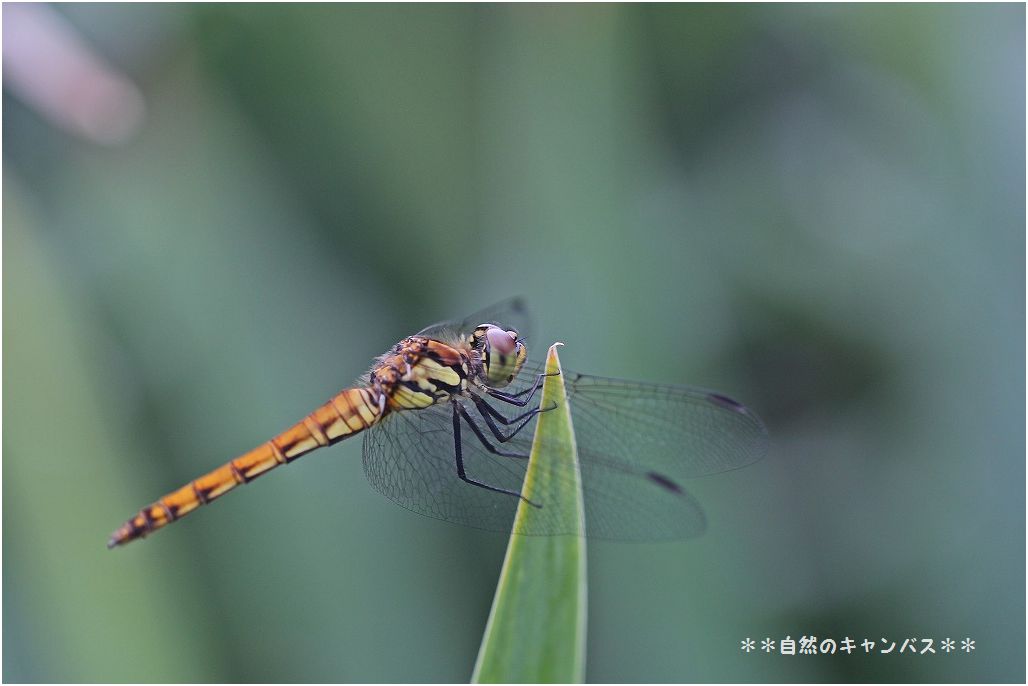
xmin=362 ymin=400 xmax=533 ymax=534
xmin=361 ymin=360 xmax=768 ymax=541
xmin=513 ymin=360 xmax=768 ymax=539
xmin=557 ymin=369 xmax=770 ymax=479
xmin=416 ymin=297 xmax=533 ymax=346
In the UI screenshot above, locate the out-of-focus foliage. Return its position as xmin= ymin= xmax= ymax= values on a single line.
xmin=3 ymin=4 xmax=1023 ymax=682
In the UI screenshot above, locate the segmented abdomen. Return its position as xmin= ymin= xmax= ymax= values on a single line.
xmin=107 ymin=387 xmax=383 ymax=548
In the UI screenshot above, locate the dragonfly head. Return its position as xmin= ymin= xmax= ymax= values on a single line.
xmin=471 ymin=324 xmax=527 ymax=388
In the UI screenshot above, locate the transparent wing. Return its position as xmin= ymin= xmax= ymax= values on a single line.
xmin=415 ymin=296 xmax=532 ymax=347
xmin=361 ymin=360 xmax=768 ymax=540
xmin=361 ymin=401 xmax=540 ymax=533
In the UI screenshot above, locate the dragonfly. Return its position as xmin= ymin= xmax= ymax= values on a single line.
xmin=107 ymin=299 xmax=768 ymax=547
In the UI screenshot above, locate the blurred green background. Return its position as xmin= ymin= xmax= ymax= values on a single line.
xmin=3 ymin=3 xmax=1023 ymax=682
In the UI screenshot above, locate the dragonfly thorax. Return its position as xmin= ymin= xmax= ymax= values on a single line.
xmin=469 ymin=324 xmax=527 ymax=389
xmin=372 ymin=336 xmax=471 ymax=411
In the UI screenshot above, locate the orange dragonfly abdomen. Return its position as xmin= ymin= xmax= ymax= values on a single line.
xmin=107 ymin=386 xmax=384 ymax=548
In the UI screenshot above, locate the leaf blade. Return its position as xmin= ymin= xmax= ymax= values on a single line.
xmin=472 ymin=343 xmax=587 ymax=683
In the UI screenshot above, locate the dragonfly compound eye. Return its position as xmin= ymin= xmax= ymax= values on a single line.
xmin=485 ymin=326 xmax=516 ymax=354
xmin=481 ymin=325 xmax=526 ymax=388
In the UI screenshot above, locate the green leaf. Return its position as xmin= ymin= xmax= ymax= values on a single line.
xmin=472 ymin=343 xmax=587 ymax=684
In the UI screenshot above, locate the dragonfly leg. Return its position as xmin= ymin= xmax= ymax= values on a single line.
xmin=457 ymin=403 xmax=530 ymax=459
xmin=487 ymin=371 xmax=559 ymax=407
xmin=469 ymin=393 xmax=554 ymax=443
xmin=507 ymin=371 xmax=561 ymax=398
xmin=451 ymin=401 xmax=540 ymax=507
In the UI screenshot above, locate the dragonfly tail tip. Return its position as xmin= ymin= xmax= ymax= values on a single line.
xmin=106 ymin=529 xmax=125 ymax=549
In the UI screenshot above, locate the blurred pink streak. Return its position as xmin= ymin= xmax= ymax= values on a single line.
xmin=3 ymin=3 xmax=145 ymax=145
